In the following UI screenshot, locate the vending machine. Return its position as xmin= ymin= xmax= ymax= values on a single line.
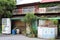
xmin=2 ymin=18 xmax=11 ymax=34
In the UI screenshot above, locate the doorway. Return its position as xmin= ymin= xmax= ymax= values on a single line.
xmin=11 ymin=20 xmax=26 ymax=35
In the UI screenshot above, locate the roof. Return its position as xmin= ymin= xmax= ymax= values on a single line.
xmin=41 ymin=0 xmax=60 ymax=3
xmin=16 ymin=0 xmax=60 ymax=5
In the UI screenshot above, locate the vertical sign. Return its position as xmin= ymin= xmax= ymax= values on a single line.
xmin=2 ymin=18 xmax=11 ymax=34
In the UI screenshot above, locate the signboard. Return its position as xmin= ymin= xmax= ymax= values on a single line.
xmin=38 ymin=27 xmax=57 ymax=38
xmin=2 ymin=18 xmax=11 ymax=34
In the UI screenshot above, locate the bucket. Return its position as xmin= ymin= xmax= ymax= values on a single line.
xmin=12 ymin=29 xmax=16 ymax=35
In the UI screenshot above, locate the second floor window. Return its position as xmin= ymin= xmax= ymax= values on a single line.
xmin=22 ymin=6 xmax=35 ymax=13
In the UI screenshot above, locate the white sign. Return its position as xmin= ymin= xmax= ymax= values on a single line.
xmin=2 ymin=18 xmax=11 ymax=34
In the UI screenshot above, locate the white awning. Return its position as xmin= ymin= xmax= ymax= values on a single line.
xmin=16 ymin=0 xmax=60 ymax=5
xmin=16 ymin=0 xmax=42 ymax=5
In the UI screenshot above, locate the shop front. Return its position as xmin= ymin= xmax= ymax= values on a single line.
xmin=1 ymin=17 xmax=26 ymax=35
xmin=1 ymin=16 xmax=60 ymax=38
xmin=11 ymin=17 xmax=26 ymax=35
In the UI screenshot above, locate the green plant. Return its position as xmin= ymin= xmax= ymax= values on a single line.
xmin=50 ymin=19 xmax=58 ymax=25
xmin=39 ymin=2 xmax=60 ymax=8
xmin=0 ymin=0 xmax=16 ymax=18
xmin=23 ymin=13 xmax=38 ymax=37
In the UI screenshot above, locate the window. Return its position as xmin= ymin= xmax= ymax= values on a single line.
xmin=22 ymin=6 xmax=35 ymax=14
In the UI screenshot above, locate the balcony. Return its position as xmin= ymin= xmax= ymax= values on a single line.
xmin=13 ymin=9 xmax=22 ymax=15
xmin=13 ymin=6 xmax=60 ymax=15
xmin=13 ymin=8 xmax=36 ymax=15
xmin=39 ymin=6 xmax=60 ymax=13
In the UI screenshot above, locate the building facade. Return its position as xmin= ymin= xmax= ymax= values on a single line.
xmin=11 ymin=0 xmax=60 ymax=38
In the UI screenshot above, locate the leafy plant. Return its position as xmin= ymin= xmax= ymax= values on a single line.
xmin=39 ymin=2 xmax=60 ymax=8
xmin=0 ymin=0 xmax=16 ymax=18
xmin=23 ymin=13 xmax=38 ymax=37
xmin=50 ymin=19 xmax=58 ymax=25
xmin=0 ymin=0 xmax=16 ymax=33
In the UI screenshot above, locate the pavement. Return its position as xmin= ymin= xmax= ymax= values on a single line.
xmin=0 ymin=35 xmax=60 ymax=40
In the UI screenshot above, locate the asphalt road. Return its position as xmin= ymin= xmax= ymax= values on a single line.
xmin=0 ymin=35 xmax=60 ymax=40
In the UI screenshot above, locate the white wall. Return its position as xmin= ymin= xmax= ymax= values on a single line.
xmin=38 ymin=27 xmax=57 ymax=38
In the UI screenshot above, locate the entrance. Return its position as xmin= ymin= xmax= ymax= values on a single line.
xmin=11 ymin=20 xmax=26 ymax=35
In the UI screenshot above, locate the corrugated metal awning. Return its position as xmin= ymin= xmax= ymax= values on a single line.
xmin=39 ymin=17 xmax=60 ymax=20
xmin=11 ymin=17 xmax=24 ymax=20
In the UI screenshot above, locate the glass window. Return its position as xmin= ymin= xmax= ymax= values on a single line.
xmin=22 ymin=6 xmax=35 ymax=13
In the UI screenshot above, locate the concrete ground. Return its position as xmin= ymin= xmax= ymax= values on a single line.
xmin=0 ymin=35 xmax=60 ymax=40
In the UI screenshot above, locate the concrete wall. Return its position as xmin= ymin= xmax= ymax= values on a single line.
xmin=38 ymin=27 xmax=57 ymax=39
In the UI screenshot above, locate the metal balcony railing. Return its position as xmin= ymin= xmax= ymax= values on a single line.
xmin=46 ymin=6 xmax=60 ymax=13
xmin=13 ymin=6 xmax=60 ymax=15
xmin=13 ymin=9 xmax=22 ymax=15
xmin=39 ymin=6 xmax=60 ymax=13
xmin=13 ymin=8 xmax=37 ymax=15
